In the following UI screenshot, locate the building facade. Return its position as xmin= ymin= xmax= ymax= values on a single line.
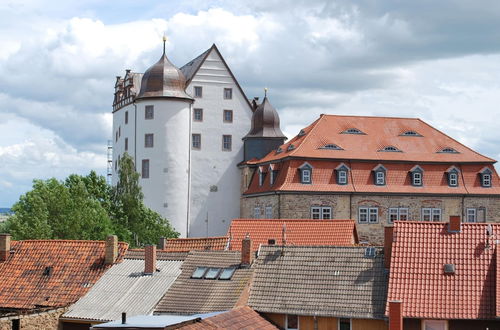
xmin=112 ymin=44 xmax=254 ymax=237
xmin=241 ymin=114 xmax=500 ymax=244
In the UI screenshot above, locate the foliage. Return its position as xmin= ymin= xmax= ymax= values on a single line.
xmin=5 ymin=154 xmax=178 ymax=246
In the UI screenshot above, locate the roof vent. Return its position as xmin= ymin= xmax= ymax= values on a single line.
xmin=401 ymin=130 xmax=422 ymax=137
xmin=287 ymin=144 xmax=295 ymax=151
xmin=268 ymin=239 xmax=276 ymax=245
xmin=43 ymin=266 xmax=53 ymax=276
xmin=319 ymin=144 xmax=343 ymax=150
xmin=379 ymin=146 xmax=402 ymax=152
xmin=444 ymin=263 xmax=455 ymax=274
xmin=276 ymin=147 xmax=283 ymax=154
xmin=298 ymin=129 xmax=306 ymax=137
xmin=341 ymin=128 xmax=365 ymax=135
xmin=364 ymin=247 xmax=376 ymax=258
xmin=438 ymin=147 xmax=459 ymax=154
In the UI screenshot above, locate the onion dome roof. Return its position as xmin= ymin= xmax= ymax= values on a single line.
xmin=244 ymin=96 xmax=286 ymax=139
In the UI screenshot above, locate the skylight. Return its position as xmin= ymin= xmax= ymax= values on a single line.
xmin=191 ymin=267 xmax=208 ymax=279
xmin=219 ymin=267 xmax=236 ymax=280
xmin=438 ymin=147 xmax=459 ymax=154
xmin=364 ymin=247 xmax=376 ymax=258
xmin=204 ymin=268 xmax=221 ymax=279
xmin=287 ymin=144 xmax=295 ymax=151
xmin=319 ymin=144 xmax=343 ymax=150
xmin=401 ymin=130 xmax=422 ymax=137
xmin=379 ymin=146 xmax=402 ymax=152
xmin=341 ymin=128 xmax=365 ymax=135
xmin=276 ymin=147 xmax=283 ymax=154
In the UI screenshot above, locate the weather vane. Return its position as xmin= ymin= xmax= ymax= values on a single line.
xmin=162 ymin=35 xmax=168 ymax=55
xmin=264 ymin=87 xmax=268 ymax=97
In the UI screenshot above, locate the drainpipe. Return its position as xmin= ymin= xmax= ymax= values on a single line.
xmin=186 ymin=102 xmax=193 ymax=237
xmin=133 ymin=102 xmax=137 ymax=171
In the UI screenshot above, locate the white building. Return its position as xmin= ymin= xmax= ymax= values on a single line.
xmin=112 ymin=44 xmax=257 ymax=237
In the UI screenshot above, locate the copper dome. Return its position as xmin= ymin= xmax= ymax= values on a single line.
xmin=244 ymin=96 xmax=286 ymax=139
xmin=136 ymin=53 xmax=193 ymax=100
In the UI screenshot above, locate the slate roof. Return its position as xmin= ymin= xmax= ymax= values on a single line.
xmin=163 ymin=237 xmax=229 ymax=252
xmin=177 ymin=306 xmax=278 ymax=329
xmin=62 ymin=259 xmax=182 ymax=322
xmin=0 ymin=240 xmax=128 ymax=310
xmin=228 ymin=219 xmax=358 ymax=251
xmin=154 ymin=251 xmax=253 ymax=315
xmin=387 ymin=221 xmax=500 ymax=320
xmin=248 ymin=245 xmax=388 ymax=319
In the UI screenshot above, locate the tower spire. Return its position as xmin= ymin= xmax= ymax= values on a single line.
xmin=264 ymin=87 xmax=268 ymax=97
xmin=162 ymin=35 xmax=167 ymax=55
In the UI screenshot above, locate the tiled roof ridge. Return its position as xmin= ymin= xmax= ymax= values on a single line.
xmin=167 ymin=236 xmax=228 ymax=241
xmin=261 ymin=244 xmax=381 ymax=249
xmin=232 ymin=218 xmax=354 ymax=222
xmin=394 ymin=220 xmax=500 ymax=226
xmin=322 ymin=113 xmax=421 ymax=121
xmin=416 ymin=118 xmax=496 ymax=163
xmin=15 ymin=239 xmax=127 ymax=244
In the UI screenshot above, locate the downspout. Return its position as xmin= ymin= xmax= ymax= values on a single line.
xmin=459 ymin=164 xmax=466 ymax=219
xmin=348 ymin=160 xmax=355 ymax=219
xmin=278 ymin=193 xmax=281 ymax=218
xmin=133 ymin=102 xmax=137 ymax=171
xmin=186 ymin=102 xmax=193 ymax=237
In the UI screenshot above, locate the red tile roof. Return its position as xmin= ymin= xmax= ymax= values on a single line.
xmin=0 ymin=240 xmax=128 ymax=310
xmin=250 ymin=115 xmax=495 ymax=163
xmin=387 ymin=221 xmax=500 ymax=319
xmin=177 ymin=306 xmax=278 ymax=329
xmin=227 ymin=219 xmax=358 ymax=251
xmin=162 ymin=236 xmax=229 ymax=252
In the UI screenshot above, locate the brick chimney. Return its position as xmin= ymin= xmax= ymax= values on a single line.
xmin=0 ymin=234 xmax=11 ymax=262
xmin=241 ymin=234 xmax=253 ymax=266
xmin=384 ymin=226 xmax=394 ymax=269
xmin=105 ymin=235 xmax=118 ymax=265
xmin=389 ymin=300 xmax=403 ymax=330
xmin=448 ymin=215 xmax=461 ymax=233
xmin=144 ymin=245 xmax=157 ymax=275
xmin=158 ymin=237 xmax=167 ymax=250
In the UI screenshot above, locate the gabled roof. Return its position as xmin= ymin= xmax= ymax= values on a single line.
xmin=62 ymin=259 xmax=182 ymax=322
xmin=249 ymin=115 xmax=495 ymax=164
xmin=176 ymin=306 xmax=278 ymax=329
xmin=154 ymin=251 xmax=253 ymax=315
xmin=227 ymin=219 xmax=358 ymax=252
xmin=248 ymin=246 xmax=388 ymax=319
xmin=0 ymin=240 xmax=128 ymax=310
xmin=387 ymin=221 xmax=500 ymax=320
xmin=162 ymin=237 xmax=229 ymax=252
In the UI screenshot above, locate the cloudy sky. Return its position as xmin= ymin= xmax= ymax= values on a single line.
xmin=1 ymin=0 xmax=500 ymax=207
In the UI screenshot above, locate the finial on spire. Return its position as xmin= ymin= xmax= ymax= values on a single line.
xmin=162 ymin=35 xmax=167 ymax=55
xmin=264 ymin=87 xmax=268 ymax=97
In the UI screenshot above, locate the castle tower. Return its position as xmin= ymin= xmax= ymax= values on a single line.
xmin=243 ymin=94 xmax=287 ymax=161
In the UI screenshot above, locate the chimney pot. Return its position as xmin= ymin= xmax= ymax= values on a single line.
xmin=448 ymin=215 xmax=461 ymax=233
xmin=0 ymin=234 xmax=11 ymax=262
xmin=384 ymin=226 xmax=394 ymax=269
xmin=122 ymin=312 xmax=126 ymax=324
xmin=105 ymin=235 xmax=118 ymax=265
xmin=158 ymin=237 xmax=167 ymax=250
xmin=241 ymin=235 xmax=253 ymax=265
xmin=144 ymin=245 xmax=157 ymax=275
xmin=389 ymin=300 xmax=403 ymax=330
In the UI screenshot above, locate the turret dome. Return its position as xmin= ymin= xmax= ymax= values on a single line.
xmin=244 ymin=96 xmax=286 ymax=139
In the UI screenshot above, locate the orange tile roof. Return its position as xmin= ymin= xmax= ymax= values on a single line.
xmin=245 ymin=159 xmax=500 ymax=195
xmin=177 ymin=306 xmax=278 ymax=329
xmin=162 ymin=236 xmax=229 ymax=252
xmin=250 ymin=114 xmax=495 ymax=164
xmin=227 ymin=219 xmax=358 ymax=251
xmin=387 ymin=221 xmax=500 ymax=319
xmin=0 ymin=240 xmax=128 ymax=310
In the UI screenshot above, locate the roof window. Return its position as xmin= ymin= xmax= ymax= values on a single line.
xmin=379 ymin=146 xmax=402 ymax=152
xmin=276 ymin=147 xmax=283 ymax=154
xmin=204 ymin=268 xmax=221 ymax=279
xmin=401 ymin=130 xmax=422 ymax=137
xmin=319 ymin=144 xmax=343 ymax=150
xmin=191 ymin=267 xmax=236 ymax=280
xmin=191 ymin=267 xmax=208 ymax=279
xmin=364 ymin=247 xmax=376 ymax=258
xmin=287 ymin=144 xmax=295 ymax=151
xmin=444 ymin=264 xmax=455 ymax=274
xmin=341 ymin=128 xmax=365 ymax=135
xmin=438 ymin=147 xmax=459 ymax=154
xmin=219 ymin=267 xmax=236 ymax=280
xmin=298 ymin=129 xmax=306 ymax=137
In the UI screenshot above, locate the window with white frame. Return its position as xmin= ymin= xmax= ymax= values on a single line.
xmin=145 ymin=105 xmax=154 ymax=119
xmin=285 ymin=314 xmax=298 ymax=330
xmin=423 ymin=320 xmax=447 ymax=330
xmin=422 ymin=208 xmax=442 ymax=222
xmin=253 ymin=207 xmax=261 ymax=219
xmin=265 ymin=206 xmax=273 ymax=218
xmin=270 ymin=170 xmax=278 ymax=185
xmin=223 ymin=110 xmax=233 ymax=123
xmin=302 ymin=169 xmax=311 ymax=183
xmin=338 ymin=170 xmax=348 ymax=184
xmin=483 ymin=173 xmax=491 ymax=187
xmin=376 ymin=171 xmax=385 ymax=185
xmin=338 ymin=318 xmax=351 ymax=330
xmin=448 ymin=172 xmax=458 ymax=187
xmin=466 ymin=208 xmax=477 ymax=222
xmin=388 ymin=208 xmax=409 ymax=223
xmin=413 ymin=172 xmax=422 ymax=186
xmin=358 ymin=207 xmax=379 ymax=223
xmin=258 ymin=170 xmax=265 ymax=186
xmin=311 ymin=206 xmax=332 ymax=220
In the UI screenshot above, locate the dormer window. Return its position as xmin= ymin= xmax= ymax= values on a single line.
xmin=479 ymin=167 xmax=493 ymax=187
xmin=400 ymin=130 xmax=422 ymax=137
xmin=446 ymin=166 xmax=460 ymax=187
xmin=335 ymin=163 xmax=350 ymax=185
xmin=299 ymin=163 xmax=313 ymax=184
xmin=269 ymin=164 xmax=279 ymax=185
xmin=373 ymin=164 xmax=386 ymax=186
xmin=410 ymin=165 xmax=424 ymax=186
xmin=276 ymin=147 xmax=283 ymax=154
xmin=298 ymin=129 xmax=306 ymax=137
xmin=319 ymin=144 xmax=343 ymax=150
xmin=438 ymin=147 xmax=459 ymax=154
xmin=341 ymin=128 xmax=365 ymax=135
xmin=379 ymin=146 xmax=402 ymax=152
xmin=287 ymin=144 xmax=295 ymax=151
xmin=258 ymin=167 xmax=266 ymax=186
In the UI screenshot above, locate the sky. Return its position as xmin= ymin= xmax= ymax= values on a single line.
xmin=1 ymin=0 xmax=500 ymax=207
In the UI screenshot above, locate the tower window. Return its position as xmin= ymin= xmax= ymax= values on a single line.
xmin=125 ymin=138 xmax=128 ymax=151
xmin=224 ymin=88 xmax=233 ymax=99
xmin=193 ymin=108 xmax=203 ymax=121
xmin=125 ymin=111 xmax=128 ymax=124
xmin=145 ymin=105 xmax=154 ymax=119
xmin=141 ymin=159 xmax=150 ymax=179
xmin=223 ymin=110 xmax=233 ymax=123
xmin=145 ymin=134 xmax=154 ymax=148
xmin=194 ymin=86 xmax=203 ymax=98
xmin=192 ymin=134 xmax=201 ymax=149
xmin=222 ymin=135 xmax=232 ymax=151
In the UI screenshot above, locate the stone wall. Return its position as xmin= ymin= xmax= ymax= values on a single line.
xmin=0 ymin=308 xmax=66 ymax=330
xmin=241 ymin=193 xmax=500 ymax=244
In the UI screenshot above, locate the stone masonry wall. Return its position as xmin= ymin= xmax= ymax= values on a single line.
xmin=0 ymin=308 xmax=66 ymax=330
xmin=241 ymin=193 xmax=500 ymax=244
